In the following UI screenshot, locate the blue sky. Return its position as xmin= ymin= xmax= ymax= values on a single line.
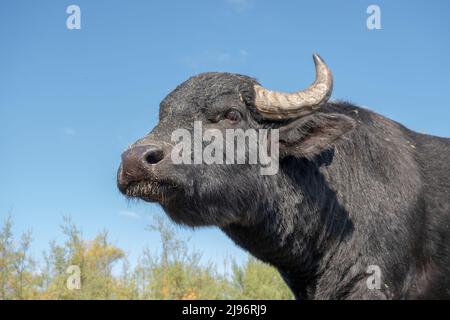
xmin=1 ymin=0 xmax=449 ymax=269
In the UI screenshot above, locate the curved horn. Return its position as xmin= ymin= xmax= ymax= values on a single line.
xmin=253 ymin=54 xmax=333 ymax=120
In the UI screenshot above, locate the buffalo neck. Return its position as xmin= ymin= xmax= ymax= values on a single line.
xmin=222 ymin=153 xmax=354 ymax=299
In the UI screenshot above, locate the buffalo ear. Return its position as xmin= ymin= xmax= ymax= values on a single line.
xmin=278 ymin=113 xmax=356 ymax=159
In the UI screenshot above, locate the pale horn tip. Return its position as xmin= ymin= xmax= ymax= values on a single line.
xmin=312 ymin=53 xmax=325 ymax=65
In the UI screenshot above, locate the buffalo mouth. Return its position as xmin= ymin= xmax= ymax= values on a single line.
xmin=124 ymin=180 xmax=179 ymax=203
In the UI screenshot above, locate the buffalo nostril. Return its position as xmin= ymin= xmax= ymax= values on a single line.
xmin=144 ymin=147 xmax=164 ymax=165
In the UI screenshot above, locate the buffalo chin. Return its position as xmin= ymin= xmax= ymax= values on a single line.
xmin=124 ymin=180 xmax=178 ymax=203
xmin=161 ymin=198 xmax=243 ymax=228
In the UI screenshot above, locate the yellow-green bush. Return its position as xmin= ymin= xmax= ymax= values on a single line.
xmin=0 ymin=215 xmax=293 ymax=300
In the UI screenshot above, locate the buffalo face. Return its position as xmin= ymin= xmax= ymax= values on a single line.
xmin=117 ymin=73 xmax=268 ymax=227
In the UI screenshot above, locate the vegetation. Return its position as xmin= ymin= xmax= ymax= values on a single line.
xmin=0 ymin=215 xmax=293 ymax=300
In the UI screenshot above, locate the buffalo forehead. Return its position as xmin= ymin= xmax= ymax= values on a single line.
xmin=160 ymin=72 xmax=257 ymax=115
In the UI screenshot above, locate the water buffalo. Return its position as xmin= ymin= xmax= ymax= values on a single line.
xmin=117 ymin=54 xmax=450 ymax=299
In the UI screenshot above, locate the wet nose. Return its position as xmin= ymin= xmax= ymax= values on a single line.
xmin=117 ymin=144 xmax=165 ymax=191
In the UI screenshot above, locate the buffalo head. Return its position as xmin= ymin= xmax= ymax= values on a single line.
xmin=117 ymin=54 xmax=355 ymax=227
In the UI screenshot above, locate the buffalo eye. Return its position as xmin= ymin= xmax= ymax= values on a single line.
xmin=223 ymin=109 xmax=242 ymax=123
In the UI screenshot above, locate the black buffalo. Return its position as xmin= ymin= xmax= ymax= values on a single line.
xmin=117 ymin=55 xmax=450 ymax=299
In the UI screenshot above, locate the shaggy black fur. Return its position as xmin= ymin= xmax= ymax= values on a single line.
xmin=118 ymin=72 xmax=450 ymax=299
